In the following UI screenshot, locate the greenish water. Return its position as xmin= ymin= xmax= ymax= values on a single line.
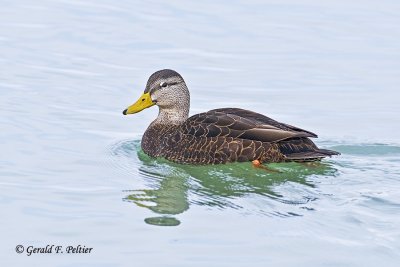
xmin=1 ymin=0 xmax=400 ymax=266
xmin=112 ymin=140 xmax=400 ymax=229
xmin=116 ymin=140 xmax=336 ymax=225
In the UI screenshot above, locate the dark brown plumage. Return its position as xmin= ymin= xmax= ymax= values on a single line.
xmin=123 ymin=70 xmax=340 ymax=165
xmin=141 ymin=108 xmax=339 ymax=164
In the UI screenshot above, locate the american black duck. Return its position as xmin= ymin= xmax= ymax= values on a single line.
xmin=123 ymin=69 xmax=339 ymax=165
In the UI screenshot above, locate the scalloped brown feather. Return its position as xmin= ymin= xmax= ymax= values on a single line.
xmin=141 ymin=108 xmax=339 ymax=164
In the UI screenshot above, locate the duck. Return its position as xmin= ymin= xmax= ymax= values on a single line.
xmin=122 ymin=69 xmax=339 ymax=165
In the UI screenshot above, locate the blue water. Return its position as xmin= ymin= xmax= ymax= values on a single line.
xmin=1 ymin=0 xmax=400 ymax=266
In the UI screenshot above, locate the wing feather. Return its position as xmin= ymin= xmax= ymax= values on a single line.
xmin=181 ymin=108 xmax=316 ymax=143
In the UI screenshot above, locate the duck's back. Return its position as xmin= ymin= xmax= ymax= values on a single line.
xmin=142 ymin=108 xmax=339 ymax=164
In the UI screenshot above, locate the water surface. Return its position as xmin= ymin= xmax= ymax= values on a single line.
xmin=1 ymin=0 xmax=400 ymax=266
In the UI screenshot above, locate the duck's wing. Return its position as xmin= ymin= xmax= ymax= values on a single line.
xmin=181 ymin=108 xmax=317 ymax=142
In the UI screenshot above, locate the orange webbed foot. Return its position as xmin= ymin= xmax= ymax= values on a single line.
xmin=252 ymin=159 xmax=281 ymax=173
xmin=252 ymin=159 xmax=262 ymax=167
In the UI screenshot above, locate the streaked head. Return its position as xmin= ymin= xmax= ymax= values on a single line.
xmin=122 ymin=69 xmax=190 ymax=120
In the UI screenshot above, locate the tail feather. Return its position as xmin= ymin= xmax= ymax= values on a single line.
xmin=316 ymin=148 xmax=340 ymax=156
xmin=278 ymin=137 xmax=340 ymax=162
xmin=284 ymin=149 xmax=340 ymax=162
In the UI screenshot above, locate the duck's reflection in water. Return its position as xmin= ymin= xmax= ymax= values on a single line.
xmin=122 ymin=146 xmax=337 ymax=226
xmin=124 ymin=167 xmax=189 ymax=226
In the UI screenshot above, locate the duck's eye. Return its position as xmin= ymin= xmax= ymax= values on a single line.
xmin=160 ymin=82 xmax=168 ymax=88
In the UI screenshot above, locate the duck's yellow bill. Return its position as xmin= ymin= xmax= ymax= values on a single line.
xmin=123 ymin=92 xmax=155 ymax=115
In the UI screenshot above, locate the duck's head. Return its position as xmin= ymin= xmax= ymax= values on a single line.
xmin=123 ymin=69 xmax=190 ymax=123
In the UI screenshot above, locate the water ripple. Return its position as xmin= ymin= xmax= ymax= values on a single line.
xmin=109 ymin=139 xmax=341 ymax=225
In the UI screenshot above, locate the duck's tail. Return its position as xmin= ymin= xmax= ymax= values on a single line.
xmin=284 ymin=149 xmax=340 ymax=162
xmin=278 ymin=138 xmax=340 ymax=162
